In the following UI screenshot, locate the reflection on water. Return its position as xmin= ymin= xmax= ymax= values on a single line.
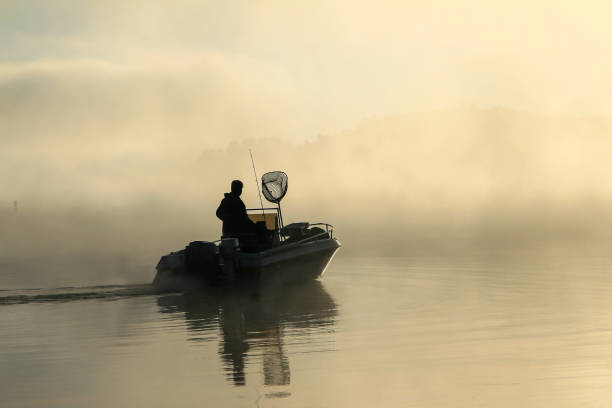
xmin=7 ymin=252 xmax=612 ymax=407
xmin=156 ymin=280 xmax=337 ymax=387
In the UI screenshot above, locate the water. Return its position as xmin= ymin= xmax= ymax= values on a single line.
xmin=3 ymin=250 xmax=612 ymax=407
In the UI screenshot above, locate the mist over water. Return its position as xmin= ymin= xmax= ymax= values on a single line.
xmin=4 ymin=2 xmax=612 ymax=286
xmin=3 ymin=108 xmax=612 ymax=287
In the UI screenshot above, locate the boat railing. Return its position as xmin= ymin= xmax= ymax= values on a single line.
xmin=309 ymin=223 xmax=334 ymax=238
xmin=279 ymin=223 xmax=335 ymax=246
xmin=287 ymin=230 xmax=330 ymax=245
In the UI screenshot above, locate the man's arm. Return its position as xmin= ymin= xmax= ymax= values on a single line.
xmin=216 ymin=200 xmax=224 ymax=220
xmin=239 ymin=200 xmax=255 ymax=227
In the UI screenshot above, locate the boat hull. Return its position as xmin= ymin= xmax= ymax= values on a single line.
xmin=153 ymin=238 xmax=341 ymax=291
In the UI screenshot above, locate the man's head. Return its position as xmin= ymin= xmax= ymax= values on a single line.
xmin=231 ymin=180 xmax=243 ymax=196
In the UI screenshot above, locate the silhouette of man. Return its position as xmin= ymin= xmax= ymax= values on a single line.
xmin=216 ymin=180 xmax=255 ymax=235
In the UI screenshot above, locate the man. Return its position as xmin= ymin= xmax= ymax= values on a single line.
xmin=216 ymin=180 xmax=256 ymax=235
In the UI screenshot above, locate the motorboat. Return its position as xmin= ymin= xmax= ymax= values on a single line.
xmin=153 ymin=171 xmax=341 ymax=291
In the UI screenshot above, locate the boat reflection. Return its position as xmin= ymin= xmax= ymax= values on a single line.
xmin=156 ymin=280 xmax=337 ymax=387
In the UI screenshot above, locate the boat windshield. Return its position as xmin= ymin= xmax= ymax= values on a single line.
xmin=247 ymin=208 xmax=279 ymax=231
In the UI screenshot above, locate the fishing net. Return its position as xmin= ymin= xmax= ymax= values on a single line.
xmin=262 ymin=171 xmax=288 ymax=203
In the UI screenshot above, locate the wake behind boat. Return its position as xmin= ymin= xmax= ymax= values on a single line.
xmin=153 ymin=171 xmax=341 ymax=291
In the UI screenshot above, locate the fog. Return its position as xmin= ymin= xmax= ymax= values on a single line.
xmin=3 ymin=109 xmax=612 ymax=262
xmin=3 ymin=1 xmax=612 ymax=285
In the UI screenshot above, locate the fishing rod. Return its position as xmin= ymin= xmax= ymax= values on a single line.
xmin=249 ymin=149 xmax=265 ymax=215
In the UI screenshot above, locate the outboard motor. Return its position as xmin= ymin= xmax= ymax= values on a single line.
xmin=219 ymin=238 xmax=240 ymax=281
xmin=185 ymin=241 xmax=217 ymax=276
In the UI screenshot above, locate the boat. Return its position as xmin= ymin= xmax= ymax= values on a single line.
xmin=153 ymin=171 xmax=341 ymax=291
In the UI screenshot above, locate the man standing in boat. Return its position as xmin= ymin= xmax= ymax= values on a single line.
xmin=216 ymin=180 xmax=256 ymax=235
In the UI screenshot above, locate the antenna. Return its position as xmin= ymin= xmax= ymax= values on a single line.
xmin=249 ymin=149 xmax=265 ymax=215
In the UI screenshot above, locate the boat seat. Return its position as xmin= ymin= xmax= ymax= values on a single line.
xmin=283 ymin=226 xmax=329 ymax=244
xmin=281 ymin=222 xmax=309 ymax=238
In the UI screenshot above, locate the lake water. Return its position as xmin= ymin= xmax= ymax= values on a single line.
xmin=3 ymin=249 xmax=612 ymax=407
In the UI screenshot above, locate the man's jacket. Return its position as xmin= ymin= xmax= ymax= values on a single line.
xmin=215 ymin=193 xmax=255 ymax=234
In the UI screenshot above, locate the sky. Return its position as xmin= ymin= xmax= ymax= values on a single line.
xmin=3 ymin=0 xmax=612 ymax=142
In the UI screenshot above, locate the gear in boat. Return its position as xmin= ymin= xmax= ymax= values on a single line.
xmin=153 ymin=171 xmax=341 ymax=291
